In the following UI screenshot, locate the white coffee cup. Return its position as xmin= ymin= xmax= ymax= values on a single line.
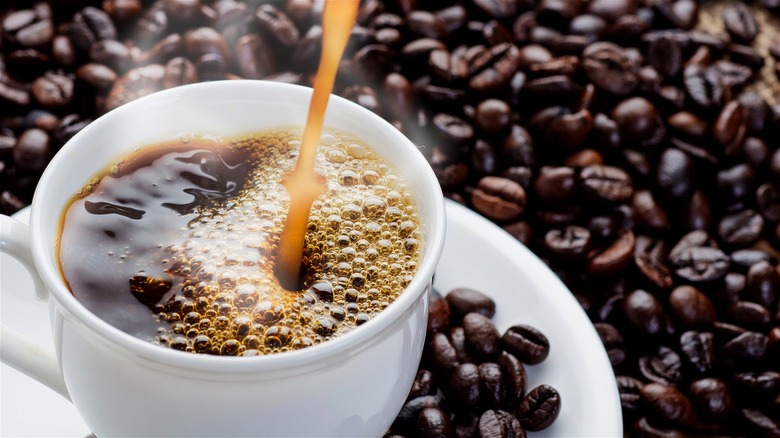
xmin=0 ymin=80 xmax=446 ymax=437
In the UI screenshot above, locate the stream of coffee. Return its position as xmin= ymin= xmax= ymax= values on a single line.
xmin=274 ymin=0 xmax=360 ymax=290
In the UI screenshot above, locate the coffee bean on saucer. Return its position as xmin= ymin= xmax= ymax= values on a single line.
xmin=517 ymin=385 xmax=561 ymax=431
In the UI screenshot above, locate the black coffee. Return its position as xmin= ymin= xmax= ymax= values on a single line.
xmin=58 ymin=130 xmax=423 ymax=356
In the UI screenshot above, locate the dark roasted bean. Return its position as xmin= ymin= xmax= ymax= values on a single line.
xmin=616 ymin=376 xmax=643 ymax=414
xmin=668 ymin=285 xmax=716 ymax=329
xmin=463 ymin=313 xmax=501 ymax=359
xmin=623 ymin=289 xmax=669 ymax=338
xmin=478 ymin=410 xmax=525 ymax=438
xmin=446 ymin=288 xmax=495 ymax=320
xmin=639 ymin=346 xmax=683 ymax=385
xmin=471 ymin=176 xmax=526 ymax=222
xmin=517 ymin=385 xmax=561 ymax=431
xmin=641 ymin=383 xmax=696 ymax=426
xmin=500 ymin=325 xmax=550 ymax=367
xmin=418 ymin=407 xmax=454 ymax=438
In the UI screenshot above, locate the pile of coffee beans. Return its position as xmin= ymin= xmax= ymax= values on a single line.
xmin=387 ymin=287 xmax=560 ymax=438
xmin=2 ymin=0 xmax=779 ymax=435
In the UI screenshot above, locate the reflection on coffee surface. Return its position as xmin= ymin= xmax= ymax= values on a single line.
xmin=58 ymin=129 xmax=423 ymax=355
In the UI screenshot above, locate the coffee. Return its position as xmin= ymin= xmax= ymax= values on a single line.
xmin=58 ymin=129 xmax=423 ymax=356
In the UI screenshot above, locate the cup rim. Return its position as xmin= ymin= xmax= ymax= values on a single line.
xmin=29 ymin=80 xmax=446 ymax=373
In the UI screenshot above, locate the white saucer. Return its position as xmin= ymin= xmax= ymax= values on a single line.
xmin=1 ymin=201 xmax=621 ymax=437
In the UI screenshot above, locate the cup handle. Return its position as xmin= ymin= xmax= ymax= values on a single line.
xmin=1 ymin=214 xmax=71 ymax=401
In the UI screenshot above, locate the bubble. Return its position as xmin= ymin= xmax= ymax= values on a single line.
xmin=339 ymin=247 xmax=357 ymax=262
xmin=193 ymin=335 xmax=211 ymax=353
xmin=252 ymin=301 xmax=285 ymax=325
xmin=264 ymin=326 xmax=292 ymax=348
xmin=243 ymin=335 xmax=261 ymax=349
xmin=362 ymin=197 xmax=386 ymax=219
xmin=169 ymin=336 xmax=188 ymax=351
xmin=385 ymin=206 xmax=403 ymax=222
xmin=341 ymin=170 xmax=358 ymax=186
xmin=346 ymin=143 xmax=366 ymax=158
xmin=313 ymin=316 xmax=338 ymax=336
xmin=361 ymin=170 xmax=379 ymax=185
xmin=292 ymin=336 xmax=313 ymax=349
xmin=326 ymin=149 xmax=347 ymax=163
xmin=231 ymin=316 xmax=253 ymax=338
xmin=220 ymin=339 xmax=240 ymax=356
xmin=340 ymin=203 xmax=361 ymax=221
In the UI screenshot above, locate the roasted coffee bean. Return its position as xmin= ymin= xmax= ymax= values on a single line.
xmin=757 ymin=183 xmax=780 ymax=223
xmin=70 ymin=7 xmax=117 ymax=52
xmin=428 ymin=332 xmax=459 ymax=373
xmin=428 ymin=291 xmax=451 ymax=336
xmin=656 ymin=148 xmax=693 ymax=200
xmin=641 ymin=383 xmax=696 ymax=426
xmin=394 ymin=395 xmax=442 ymax=432
xmin=418 ymin=407 xmax=454 ymax=438
xmin=106 ymin=64 xmax=164 ymax=111
xmin=463 ymin=313 xmax=501 ymax=359
xmin=722 ymin=331 xmax=769 ymax=365
xmin=471 ymin=140 xmax=498 ymax=176
xmin=594 ymin=322 xmax=626 ymax=367
xmin=184 ymin=27 xmax=229 ymax=61
xmin=689 ymin=377 xmax=732 ymax=419
xmin=580 ymin=165 xmax=633 ymax=204
xmin=679 ymin=331 xmax=715 ymax=374
xmin=450 ymin=327 xmax=476 ymax=364
xmin=162 ymin=57 xmax=197 ymax=89
xmin=12 ymin=128 xmax=50 ymax=172
xmin=639 ymin=346 xmax=683 ymax=385
xmin=718 ymin=210 xmax=764 ymax=248
xmin=51 ymin=35 xmax=76 ymax=68
xmin=623 ymin=289 xmax=669 ymax=338
xmin=616 ymin=375 xmax=643 ymax=413
xmin=501 ymin=324 xmax=550 ymax=365
xmin=474 ymin=99 xmax=512 ymax=135
xmin=409 ymin=369 xmax=437 ymax=400
xmin=497 ymin=352 xmax=526 ymax=404
xmin=669 ymin=231 xmax=730 ymax=283
xmin=103 ymin=0 xmax=143 ymax=23
xmin=718 ymin=164 xmax=756 ymax=201
xmin=54 ymin=114 xmax=89 ymax=145
xmin=646 ymin=35 xmax=681 ymax=79
xmin=731 ymin=301 xmax=771 ymax=329
xmin=501 ymin=125 xmax=534 ymax=167
xmin=478 ymin=410 xmax=525 ymax=438
xmin=746 ymin=261 xmax=779 ymax=308
xmin=467 ymin=43 xmax=521 ymax=93
xmin=668 ymin=285 xmax=716 ymax=329
xmin=2 ymin=10 xmax=53 ymax=50
xmin=517 ymin=385 xmax=561 ymax=432
xmin=733 ymin=371 xmax=780 ymax=399
xmin=632 ymin=190 xmax=669 ymax=232
xmin=235 ymin=34 xmax=275 ymax=80
xmin=478 ymin=362 xmax=504 ymax=408
xmin=582 ymin=42 xmax=639 ymax=95
xmin=446 ymin=288 xmax=496 ymax=320
xmin=587 ymin=230 xmax=636 ymax=277
xmin=534 ymin=166 xmax=575 ymax=205
xmin=446 ymin=363 xmax=481 ymax=410
xmin=683 ymin=64 xmax=723 ymax=110
xmin=255 ymin=4 xmax=299 ymax=48
xmin=471 ymin=176 xmax=526 ymax=222
xmin=32 ymin=72 xmax=74 ymax=108
xmin=611 ymin=97 xmax=664 ymax=148
xmin=545 ymin=226 xmax=591 ymax=258
xmin=723 ymin=3 xmax=758 ymax=44
xmin=89 ymin=40 xmax=131 ymax=73
xmin=76 ymin=63 xmax=117 ymax=91
xmin=633 ymin=236 xmax=672 ymax=290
